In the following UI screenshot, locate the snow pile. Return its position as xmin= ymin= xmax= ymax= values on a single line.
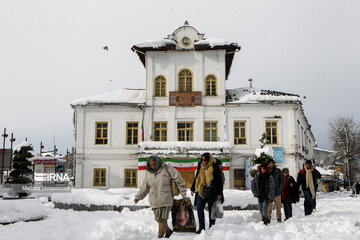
xmin=223 ymin=190 xmax=258 ymax=207
xmin=52 ymin=188 xmax=149 ymax=207
xmin=13 ymin=141 xmax=32 ymax=152
xmin=0 ymin=199 xmax=46 ymax=224
xmin=2 ymin=191 xmax=360 ymax=239
xmin=140 ymin=141 xmax=231 ymax=150
xmin=51 ymin=188 xmax=255 ymax=208
xmin=133 ymin=39 xmax=176 ymax=49
xmin=194 ymin=38 xmax=240 ymax=48
xmin=71 ymin=88 xmax=146 ymax=106
xmin=227 ymin=88 xmax=301 ymax=104
xmin=255 ymin=146 xmax=274 ymax=158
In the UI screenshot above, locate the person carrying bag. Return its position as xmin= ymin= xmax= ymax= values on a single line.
xmin=134 ymin=155 xmax=187 ymax=238
xmin=190 ymin=153 xmax=224 ymax=234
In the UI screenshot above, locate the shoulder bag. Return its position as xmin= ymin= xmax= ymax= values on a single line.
xmin=165 ymin=164 xmax=180 ymax=196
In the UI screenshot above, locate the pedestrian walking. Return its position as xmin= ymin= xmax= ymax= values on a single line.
xmin=297 ymin=160 xmax=321 ymax=216
xmin=281 ymin=168 xmax=298 ymax=221
xmin=267 ymin=159 xmax=285 ymax=223
xmin=251 ymin=162 xmax=275 ymax=225
xmin=190 ymin=153 xmax=224 ymax=234
xmin=134 ymin=155 xmax=187 ymax=238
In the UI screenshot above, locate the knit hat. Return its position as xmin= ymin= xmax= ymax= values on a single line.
xmin=305 ymin=160 xmax=313 ymax=165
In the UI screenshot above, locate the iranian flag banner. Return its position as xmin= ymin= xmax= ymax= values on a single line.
xmin=138 ymin=158 xmax=230 ymax=171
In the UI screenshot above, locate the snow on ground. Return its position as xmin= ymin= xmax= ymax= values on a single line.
xmin=1 ymin=191 xmax=360 ymax=240
xmin=51 ymin=188 xmax=257 ymax=208
xmin=0 ymin=199 xmax=46 ymax=224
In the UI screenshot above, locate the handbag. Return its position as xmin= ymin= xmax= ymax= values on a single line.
xmin=165 ymin=164 xmax=180 ymax=196
xmin=210 ymin=200 xmax=224 ymax=219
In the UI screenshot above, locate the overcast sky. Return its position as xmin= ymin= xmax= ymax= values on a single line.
xmin=1 ymin=0 xmax=359 ymax=154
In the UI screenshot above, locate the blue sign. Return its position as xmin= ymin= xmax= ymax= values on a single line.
xmin=273 ymin=147 xmax=284 ymax=163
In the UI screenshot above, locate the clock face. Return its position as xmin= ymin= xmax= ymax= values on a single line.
xmin=181 ymin=37 xmax=191 ymax=47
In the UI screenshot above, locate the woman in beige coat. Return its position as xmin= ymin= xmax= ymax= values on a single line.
xmin=134 ymin=155 xmax=187 ymax=238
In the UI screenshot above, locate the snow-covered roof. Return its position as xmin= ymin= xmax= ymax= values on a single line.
xmin=71 ymin=88 xmax=146 ymax=106
xmin=314 ymin=147 xmax=336 ymax=153
xmin=226 ymin=87 xmax=301 ymax=104
xmin=194 ymin=38 xmax=240 ymax=48
xmin=13 ymin=141 xmax=32 ymax=152
xmin=133 ymin=39 xmax=176 ymax=49
xmin=139 ymin=141 xmax=231 ymax=150
xmin=316 ymin=167 xmax=335 ymax=176
xmin=29 ymin=156 xmax=67 ymax=164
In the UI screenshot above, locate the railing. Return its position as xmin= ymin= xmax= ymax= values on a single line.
xmin=169 ymin=92 xmax=202 ymax=106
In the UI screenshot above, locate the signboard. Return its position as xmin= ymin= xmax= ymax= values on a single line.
xmin=0 ymin=149 xmax=12 ymax=169
xmin=245 ymin=157 xmax=254 ymax=190
xmin=273 ymin=147 xmax=284 ymax=163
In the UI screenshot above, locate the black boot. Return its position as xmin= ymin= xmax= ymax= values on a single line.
xmin=165 ymin=229 xmax=173 ymax=238
xmin=196 ymin=225 xmax=205 ymax=234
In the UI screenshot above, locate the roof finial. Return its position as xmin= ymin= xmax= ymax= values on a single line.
xmin=249 ymin=78 xmax=253 ymax=88
xmin=184 ymin=20 xmax=189 ymax=26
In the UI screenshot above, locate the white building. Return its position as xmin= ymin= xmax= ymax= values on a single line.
xmin=71 ymin=23 xmax=316 ymax=190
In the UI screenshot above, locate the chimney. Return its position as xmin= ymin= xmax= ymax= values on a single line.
xmin=249 ymin=78 xmax=253 ymax=88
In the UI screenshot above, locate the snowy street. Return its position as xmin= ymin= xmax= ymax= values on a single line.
xmin=1 ymin=191 xmax=359 ymax=240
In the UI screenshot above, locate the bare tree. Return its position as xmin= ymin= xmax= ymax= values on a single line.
xmin=328 ymin=116 xmax=360 ymax=183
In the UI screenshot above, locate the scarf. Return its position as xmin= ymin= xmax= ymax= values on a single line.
xmin=282 ymin=177 xmax=290 ymax=201
xmin=195 ymin=155 xmax=216 ymax=199
xmin=306 ymin=168 xmax=316 ymax=198
xmin=146 ymin=155 xmax=163 ymax=173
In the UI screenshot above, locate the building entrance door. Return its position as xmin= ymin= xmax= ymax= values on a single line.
xmin=180 ymin=171 xmax=195 ymax=189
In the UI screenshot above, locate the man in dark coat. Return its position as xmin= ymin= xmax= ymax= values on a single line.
xmin=267 ymin=159 xmax=285 ymax=223
xmin=191 ymin=153 xmax=224 ymax=234
xmin=297 ymin=160 xmax=321 ymax=216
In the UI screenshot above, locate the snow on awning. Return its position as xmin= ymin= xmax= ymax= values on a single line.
xmin=139 ymin=141 xmax=231 ymax=150
xmin=139 ymin=141 xmax=231 ymax=157
xmin=71 ymin=88 xmax=145 ymax=106
xmin=226 ymin=88 xmax=301 ymax=104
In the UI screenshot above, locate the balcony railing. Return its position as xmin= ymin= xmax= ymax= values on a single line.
xmin=169 ymin=92 xmax=202 ymax=106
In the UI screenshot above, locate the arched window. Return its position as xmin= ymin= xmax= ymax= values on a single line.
xmin=178 ymin=69 xmax=193 ymax=92
xmin=154 ymin=75 xmax=166 ymax=97
xmin=205 ymin=74 xmax=217 ymax=96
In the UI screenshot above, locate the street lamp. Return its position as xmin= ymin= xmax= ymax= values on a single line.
xmin=1 ymin=128 xmax=9 ymax=184
xmin=9 ymin=133 xmax=16 ymax=170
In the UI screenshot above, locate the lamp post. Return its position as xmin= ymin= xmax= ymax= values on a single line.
xmin=40 ymin=141 xmax=44 ymax=156
xmin=9 ymin=133 xmax=16 ymax=170
xmin=1 ymin=128 xmax=9 ymax=184
xmin=344 ymin=123 xmax=351 ymax=191
xmin=54 ymin=145 xmax=58 ymax=157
